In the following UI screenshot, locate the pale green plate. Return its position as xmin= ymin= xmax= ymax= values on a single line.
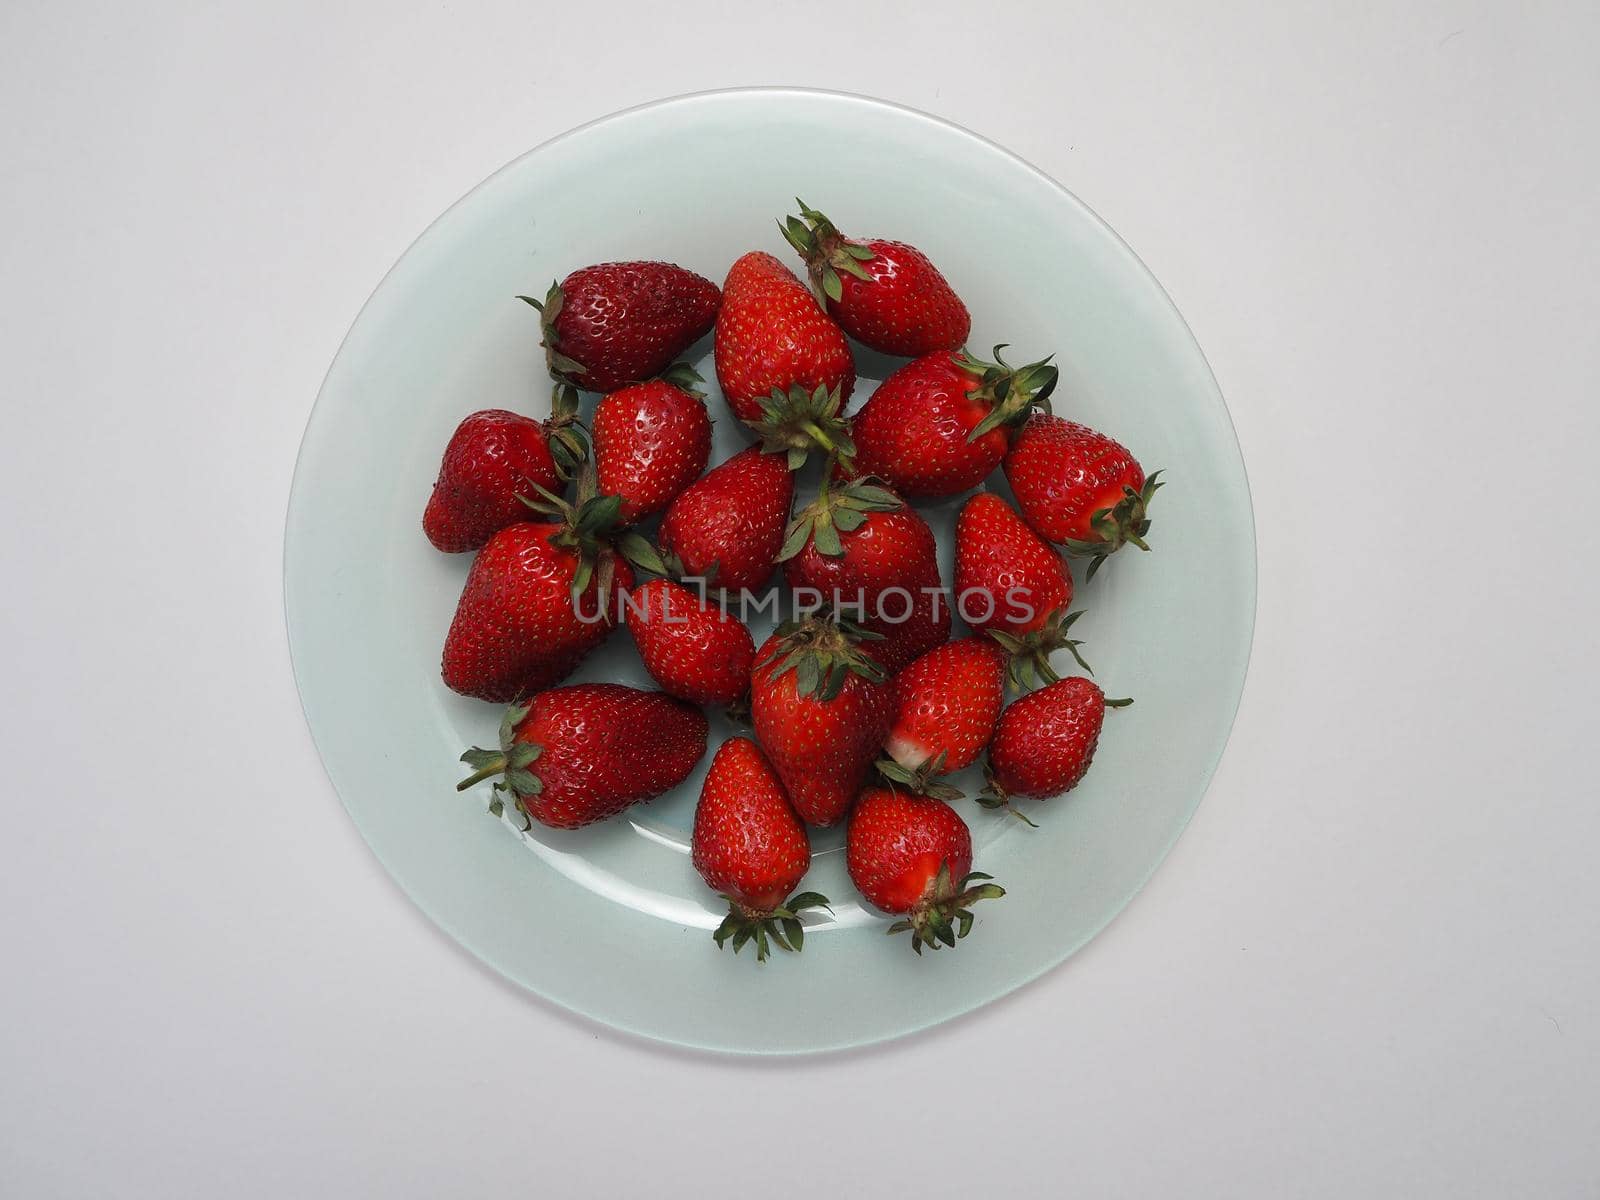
xmin=285 ymin=89 xmax=1255 ymax=1055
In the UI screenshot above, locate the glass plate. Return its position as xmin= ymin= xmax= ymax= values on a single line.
xmin=284 ymin=88 xmax=1255 ymax=1055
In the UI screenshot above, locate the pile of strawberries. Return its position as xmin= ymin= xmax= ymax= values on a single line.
xmin=428 ymin=202 xmax=1161 ymax=961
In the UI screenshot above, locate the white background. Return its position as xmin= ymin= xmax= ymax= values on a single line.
xmin=3 ymin=1 xmax=1596 ymax=1196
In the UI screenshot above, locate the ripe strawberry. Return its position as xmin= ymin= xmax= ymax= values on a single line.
xmin=519 ymin=261 xmax=719 ymax=394
xmin=440 ymin=468 xmax=663 ymax=702
xmin=422 ymin=389 xmax=586 ymax=553
xmin=779 ymin=480 xmax=950 ymax=674
xmin=982 ymin=677 xmax=1131 ymax=817
xmin=779 ymin=201 xmax=970 ymax=356
xmin=846 ymin=787 xmax=1003 ymax=954
xmin=658 ymin=447 xmax=795 ymax=594
xmin=714 ymin=251 xmax=854 ymax=425
xmin=626 ymin=577 xmax=755 ymax=707
xmin=879 ymin=638 xmax=1007 ymax=798
xmin=843 ymin=347 xmax=1056 ymax=499
xmin=692 ymin=737 xmax=830 ymax=962
xmin=750 ymin=618 xmax=895 ymax=827
xmin=1003 ymin=414 xmax=1164 ymax=578
xmin=456 ymin=684 xmax=707 ymax=829
xmin=954 ymin=492 xmax=1090 ymax=688
xmin=592 ymin=364 xmax=712 ymax=524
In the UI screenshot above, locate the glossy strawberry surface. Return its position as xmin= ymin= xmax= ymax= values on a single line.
xmin=423 ymin=409 xmax=560 ymax=553
xmin=658 ymin=447 xmax=794 ymax=594
xmin=714 ymin=252 xmax=854 ymax=423
xmin=627 ymin=578 xmax=755 ymax=706
xmin=592 ymin=378 xmax=711 ymax=524
xmin=441 ymin=523 xmax=630 ymax=702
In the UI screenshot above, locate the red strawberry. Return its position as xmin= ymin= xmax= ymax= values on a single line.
xmin=1004 ymin=415 xmax=1163 ymax=577
xmin=519 ymin=261 xmax=719 ymax=394
xmin=750 ymin=618 xmax=895 ymax=827
xmin=422 ymin=389 xmax=586 ymax=553
xmin=626 ymin=577 xmax=755 ymax=707
xmin=658 ymin=447 xmax=795 ymax=594
xmin=982 ymin=677 xmax=1131 ymax=817
xmin=440 ymin=468 xmax=663 ymax=702
xmin=592 ymin=364 xmax=712 ymax=524
xmin=879 ymin=638 xmax=1007 ymax=798
xmin=846 ymin=787 xmax=1003 ymax=953
xmin=779 ymin=480 xmax=949 ymax=674
xmin=456 ymin=684 xmax=707 ymax=829
xmin=714 ymin=252 xmax=854 ymax=425
xmin=954 ymin=492 xmax=1090 ymax=688
xmin=843 ymin=348 xmax=1056 ymax=499
xmin=692 ymin=737 xmax=830 ymax=961
xmin=780 ymin=201 xmax=971 ymax=356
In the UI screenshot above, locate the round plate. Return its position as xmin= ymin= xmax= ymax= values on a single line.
xmin=285 ymin=88 xmax=1255 ymax=1055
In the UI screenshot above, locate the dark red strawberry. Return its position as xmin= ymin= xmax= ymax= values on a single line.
xmin=422 ymin=388 xmax=586 ymax=553
xmin=846 ymin=787 xmax=1003 ymax=953
xmin=879 ymin=638 xmax=1007 ymax=798
xmin=714 ymin=251 xmax=854 ymax=425
xmin=592 ymin=364 xmax=712 ymax=524
xmin=750 ymin=618 xmax=895 ymax=827
xmin=692 ymin=737 xmax=830 ymax=962
xmin=440 ymin=468 xmax=663 ymax=702
xmin=456 ymin=685 xmax=707 ymax=829
xmin=982 ymin=677 xmax=1131 ymax=818
xmin=1004 ymin=414 xmax=1163 ymax=577
xmin=658 ymin=447 xmax=795 ymax=594
xmin=779 ymin=479 xmax=949 ymax=674
xmin=519 ymin=261 xmax=719 ymax=393
xmin=626 ymin=577 xmax=755 ymax=707
xmin=843 ymin=347 xmax=1056 ymax=498
xmin=954 ymin=491 xmax=1089 ymax=688
xmin=780 ymin=201 xmax=970 ymax=356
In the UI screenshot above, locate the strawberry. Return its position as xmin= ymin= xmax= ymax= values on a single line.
xmin=658 ymin=447 xmax=795 ymax=594
xmin=626 ymin=577 xmax=755 ymax=706
xmin=714 ymin=251 xmax=854 ymax=425
xmin=879 ymin=638 xmax=1007 ymax=798
xmin=843 ymin=347 xmax=1057 ymax=499
xmin=779 ymin=479 xmax=950 ymax=674
xmin=519 ymin=261 xmax=719 ymax=394
xmin=954 ymin=491 xmax=1090 ymax=688
xmin=692 ymin=737 xmax=830 ymax=962
xmin=456 ymin=685 xmax=707 ymax=829
xmin=750 ymin=617 xmax=895 ymax=827
xmin=982 ymin=677 xmax=1131 ymax=817
xmin=1003 ymin=414 xmax=1164 ymax=577
xmin=592 ymin=364 xmax=712 ymax=524
xmin=422 ymin=389 xmax=586 ymax=553
xmin=846 ymin=787 xmax=1003 ymax=953
xmin=440 ymin=467 xmax=663 ymax=702
xmin=779 ymin=201 xmax=970 ymax=356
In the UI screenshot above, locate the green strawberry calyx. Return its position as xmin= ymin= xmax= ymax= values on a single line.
xmin=517 ymin=283 xmax=588 ymax=386
xmin=752 ymin=381 xmax=856 ymax=472
xmin=755 ymin=615 xmax=887 ymax=701
xmin=777 ymin=477 xmax=902 ymax=562
xmin=779 ymin=199 xmax=879 ymax=305
xmin=887 ymin=862 xmax=1005 ymax=955
xmin=544 ymin=381 xmax=589 ymax=481
xmin=987 ymin=607 xmax=1093 ymax=691
xmin=456 ymin=700 xmax=542 ymax=830
xmin=518 ymin=459 xmax=666 ymax=597
xmin=875 ymin=751 xmax=964 ymax=803
xmin=711 ymin=890 xmax=832 ymax=964
xmin=1062 ymin=470 xmax=1165 ymax=580
xmin=974 ymin=763 xmax=1038 ymax=828
xmin=960 ymin=344 xmax=1060 ymax=442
